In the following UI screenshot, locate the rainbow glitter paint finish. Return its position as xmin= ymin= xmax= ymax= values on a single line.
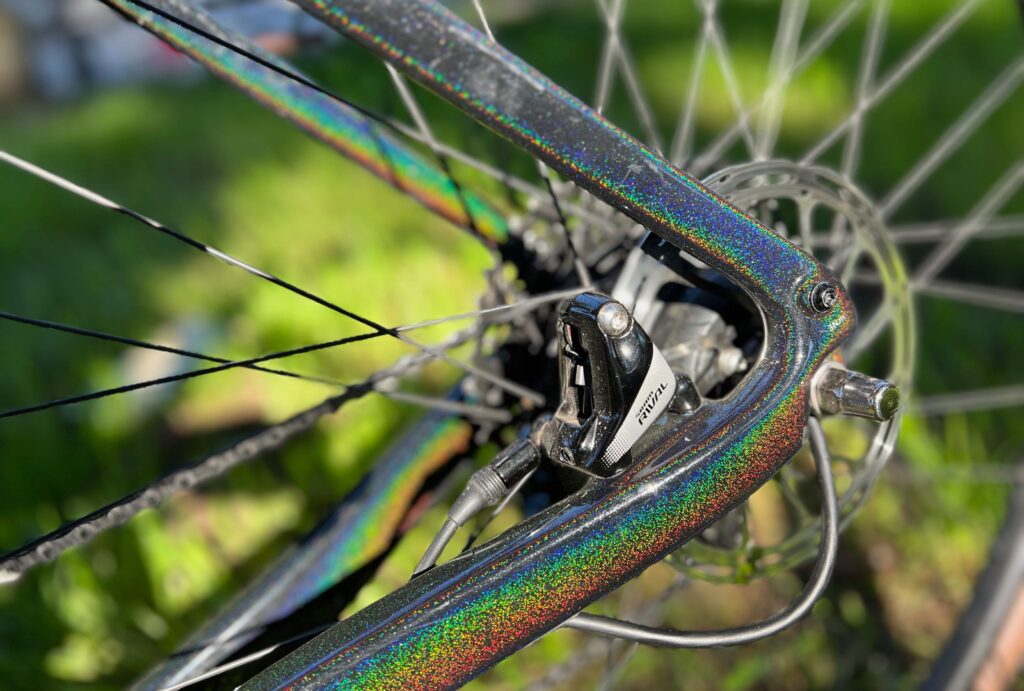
xmin=135 ymin=411 xmax=471 ymax=690
xmin=107 ymin=0 xmax=507 ymax=243
xmin=242 ymin=1 xmax=856 ymax=689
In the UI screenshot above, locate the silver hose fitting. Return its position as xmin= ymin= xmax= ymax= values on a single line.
xmin=448 ymin=467 xmax=506 ymax=526
xmin=413 ymin=438 xmax=541 ymax=576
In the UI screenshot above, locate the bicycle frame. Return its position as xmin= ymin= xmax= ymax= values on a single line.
xmin=232 ymin=1 xmax=856 ymax=688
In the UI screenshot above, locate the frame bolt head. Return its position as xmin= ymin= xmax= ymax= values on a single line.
xmin=810 ymin=282 xmax=838 ymax=312
xmin=597 ymin=301 xmax=632 ymax=337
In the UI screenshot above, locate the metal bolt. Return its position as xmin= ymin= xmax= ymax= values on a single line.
xmin=717 ymin=347 xmax=747 ymax=375
xmin=810 ymin=282 xmax=838 ymax=313
xmin=597 ymin=301 xmax=632 ymax=337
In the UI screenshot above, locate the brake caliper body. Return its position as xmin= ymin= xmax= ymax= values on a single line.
xmin=542 ymin=293 xmax=676 ymax=477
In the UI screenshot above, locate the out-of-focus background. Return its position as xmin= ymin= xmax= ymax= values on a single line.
xmin=0 ymin=0 xmax=1022 ymax=689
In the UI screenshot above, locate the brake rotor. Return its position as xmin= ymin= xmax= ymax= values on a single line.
xmin=664 ymin=160 xmax=914 ymax=581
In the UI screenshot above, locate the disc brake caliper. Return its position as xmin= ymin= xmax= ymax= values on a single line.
xmin=413 ymin=291 xmax=681 ymax=576
xmin=538 ymin=292 xmax=679 ymax=478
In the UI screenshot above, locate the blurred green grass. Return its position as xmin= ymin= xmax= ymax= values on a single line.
xmin=1 ymin=0 xmax=1022 ymax=688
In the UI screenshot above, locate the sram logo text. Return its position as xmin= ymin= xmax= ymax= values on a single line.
xmin=635 ymin=381 xmax=668 ymax=425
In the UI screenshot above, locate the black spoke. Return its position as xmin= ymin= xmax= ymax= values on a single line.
xmin=1 ymin=150 xmax=395 ymax=338
xmin=0 ymin=150 xmax=543 ymax=403
xmin=473 ymin=0 xmax=593 ymax=287
xmin=540 ymin=166 xmax=593 ymax=287
xmin=0 ymin=310 xmax=342 ymax=387
xmin=384 ymin=65 xmax=483 ymax=239
xmin=0 ymin=286 xmax=579 ymax=419
xmin=0 ymin=331 xmax=381 ymax=420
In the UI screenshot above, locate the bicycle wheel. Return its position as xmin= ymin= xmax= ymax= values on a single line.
xmin=0 ymin=0 xmax=1021 ymax=689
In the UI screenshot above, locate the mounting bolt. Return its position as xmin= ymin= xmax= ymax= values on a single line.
xmin=597 ymin=301 xmax=632 ymax=337
xmin=669 ymin=373 xmax=702 ymax=414
xmin=810 ymin=282 xmax=838 ymax=313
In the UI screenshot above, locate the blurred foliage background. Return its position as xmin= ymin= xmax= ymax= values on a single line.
xmin=0 ymin=0 xmax=1022 ymax=689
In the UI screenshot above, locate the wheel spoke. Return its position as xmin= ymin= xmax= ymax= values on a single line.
xmin=802 ymin=0 xmax=983 ymax=165
xmin=697 ymin=0 xmax=757 ymax=158
xmin=595 ymin=0 xmax=665 ymax=153
xmin=778 ymin=465 xmax=814 ymax=520
xmin=539 ymin=164 xmax=594 ymax=287
xmin=841 ymin=0 xmax=890 ymax=178
xmin=913 ymin=162 xmax=1024 ymax=285
xmin=396 ymin=287 xmax=582 ymax=332
xmin=378 ymin=390 xmax=512 ymax=423
xmin=889 ymin=216 xmax=1024 ymax=244
xmin=880 ymin=56 xmax=1024 ymax=218
xmin=844 ymin=302 xmax=891 ymax=362
xmin=668 ymin=8 xmax=711 ymax=165
xmin=469 ymin=0 xmax=495 ymax=38
xmin=755 ymin=0 xmax=809 ymax=160
xmin=384 ymin=63 xmax=482 ymax=236
xmin=835 ymin=239 xmax=865 ymax=284
xmin=0 ymin=310 xmax=339 ymax=387
xmin=914 ymin=385 xmax=1024 ymax=416
xmin=593 ymin=0 xmax=627 ymax=116
xmin=0 ymin=332 xmax=378 ymax=420
xmin=854 ymin=268 xmax=1024 ymax=315
xmin=797 ymin=200 xmax=815 ymax=251
xmin=157 ymin=623 xmax=336 ymax=691
xmin=690 ymin=0 xmax=864 ymax=175
xmin=596 ymin=640 xmax=639 ymax=691
xmin=917 ymin=279 xmax=1024 ymax=315
xmin=472 ymin=0 xmax=596 ymax=286
xmin=0 ymin=150 xmax=391 ymax=334
xmin=888 ymin=458 xmax=1023 ymax=485
xmin=0 ymin=149 xmax=545 ymax=405
xmin=402 ymin=132 xmax=614 ymax=228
